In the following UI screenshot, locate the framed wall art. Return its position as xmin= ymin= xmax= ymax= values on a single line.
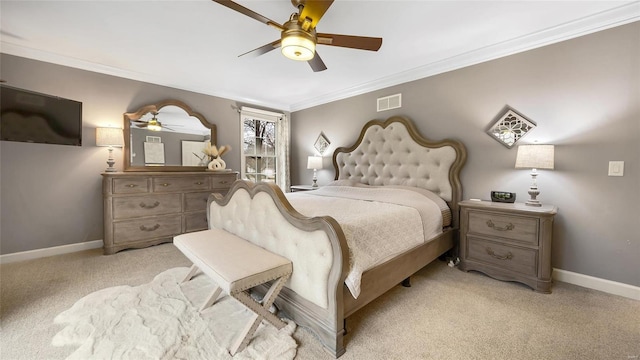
xmin=314 ymin=132 xmax=331 ymax=155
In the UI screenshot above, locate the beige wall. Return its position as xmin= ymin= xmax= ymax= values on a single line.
xmin=291 ymin=22 xmax=639 ymax=287
xmin=0 ymin=54 xmax=256 ymax=254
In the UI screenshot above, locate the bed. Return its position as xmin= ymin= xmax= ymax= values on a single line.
xmin=206 ymin=116 xmax=467 ymax=357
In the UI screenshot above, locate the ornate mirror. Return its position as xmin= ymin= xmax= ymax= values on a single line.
xmin=124 ymin=99 xmax=217 ymax=171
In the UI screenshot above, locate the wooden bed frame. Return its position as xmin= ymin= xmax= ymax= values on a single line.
xmin=206 ymin=116 xmax=467 ymax=357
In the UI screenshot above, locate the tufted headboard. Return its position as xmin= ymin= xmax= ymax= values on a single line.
xmin=333 ymin=116 xmax=467 ymax=227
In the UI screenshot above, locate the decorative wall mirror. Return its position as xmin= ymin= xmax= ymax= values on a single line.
xmin=486 ymin=105 xmax=536 ymax=149
xmin=124 ymin=99 xmax=217 ymax=171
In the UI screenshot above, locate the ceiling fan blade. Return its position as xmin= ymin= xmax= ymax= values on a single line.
xmin=308 ymin=52 xmax=327 ymax=72
xmin=211 ymin=0 xmax=284 ymax=31
xmin=298 ymin=0 xmax=334 ymax=29
xmin=238 ymin=39 xmax=281 ymax=58
xmin=317 ymin=33 xmax=382 ymax=51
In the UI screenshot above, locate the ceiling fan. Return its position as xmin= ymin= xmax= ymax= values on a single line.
xmin=212 ymin=0 xmax=383 ymax=72
xmin=132 ymin=113 xmax=177 ymax=132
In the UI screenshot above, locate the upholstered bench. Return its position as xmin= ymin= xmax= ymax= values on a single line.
xmin=173 ymin=229 xmax=293 ymax=355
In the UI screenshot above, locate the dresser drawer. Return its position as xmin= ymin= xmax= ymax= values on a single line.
xmin=112 ymin=178 xmax=149 ymax=194
xmin=184 ymin=211 xmax=208 ymax=232
xmin=211 ymin=174 xmax=236 ymax=189
xmin=113 ymin=215 xmax=182 ymax=243
xmin=152 ymin=177 xmax=210 ymax=192
xmin=184 ymin=192 xmax=210 ymax=212
xmin=112 ymin=194 xmax=181 ymax=219
xmin=467 ymin=237 xmax=538 ymax=277
xmin=468 ymin=211 xmax=538 ymax=245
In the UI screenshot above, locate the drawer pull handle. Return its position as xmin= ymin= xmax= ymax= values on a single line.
xmin=195 ymin=181 xmax=204 ymax=185
xmin=486 ymin=247 xmax=513 ymax=260
xmin=140 ymin=224 xmax=160 ymax=232
xmin=127 ymin=184 xmax=137 ymax=188
xmin=218 ymin=180 xmax=229 ymax=184
xmin=139 ymin=201 xmax=160 ymax=209
xmin=486 ymin=220 xmax=514 ymax=231
xmin=161 ymin=183 xmax=170 ymax=187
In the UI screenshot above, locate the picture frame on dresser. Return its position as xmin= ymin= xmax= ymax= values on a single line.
xmin=143 ymin=142 xmax=165 ymax=164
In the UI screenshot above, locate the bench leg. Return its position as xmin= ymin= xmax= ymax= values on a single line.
xmin=229 ymin=274 xmax=290 ymax=355
xmin=200 ymin=285 xmax=223 ymax=312
xmin=230 ymin=313 xmax=261 ymax=355
xmin=181 ymin=264 xmax=200 ymax=283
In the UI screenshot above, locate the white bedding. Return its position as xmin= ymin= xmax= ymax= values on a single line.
xmin=285 ymin=185 xmax=446 ymax=298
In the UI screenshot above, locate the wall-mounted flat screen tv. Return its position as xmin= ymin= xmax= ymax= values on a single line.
xmin=0 ymin=85 xmax=83 ymax=146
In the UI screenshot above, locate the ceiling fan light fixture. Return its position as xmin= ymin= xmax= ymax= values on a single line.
xmin=281 ymin=26 xmax=315 ymax=61
xmin=147 ymin=118 xmax=162 ymax=132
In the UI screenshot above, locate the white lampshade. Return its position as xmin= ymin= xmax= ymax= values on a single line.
xmin=307 ymin=156 xmax=323 ymax=170
xmin=515 ymin=145 xmax=555 ymax=170
xmin=96 ymin=127 xmax=124 ymax=147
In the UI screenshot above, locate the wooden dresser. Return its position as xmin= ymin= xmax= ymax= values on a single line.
xmin=102 ymin=171 xmax=237 ymax=254
xmin=458 ymin=200 xmax=558 ymax=293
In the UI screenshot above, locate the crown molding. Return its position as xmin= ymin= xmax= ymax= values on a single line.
xmin=289 ymin=2 xmax=640 ymax=112
xmin=0 ymin=43 xmax=292 ymax=111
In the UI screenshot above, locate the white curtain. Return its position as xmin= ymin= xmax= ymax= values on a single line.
xmin=276 ymin=113 xmax=291 ymax=191
xmin=240 ymin=107 xmax=290 ymax=192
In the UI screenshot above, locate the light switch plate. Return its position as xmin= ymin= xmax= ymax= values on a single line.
xmin=608 ymin=161 xmax=624 ymax=176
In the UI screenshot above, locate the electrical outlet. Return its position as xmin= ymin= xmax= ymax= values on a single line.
xmin=608 ymin=161 xmax=624 ymax=176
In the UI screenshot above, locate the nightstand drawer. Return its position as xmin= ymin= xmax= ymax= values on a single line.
xmin=467 ymin=237 xmax=537 ymax=277
xmin=468 ymin=211 xmax=538 ymax=245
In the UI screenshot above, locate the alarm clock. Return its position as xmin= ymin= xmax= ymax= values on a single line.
xmin=491 ymin=191 xmax=516 ymax=203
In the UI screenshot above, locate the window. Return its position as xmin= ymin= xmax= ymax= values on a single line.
xmin=240 ymin=107 xmax=287 ymax=187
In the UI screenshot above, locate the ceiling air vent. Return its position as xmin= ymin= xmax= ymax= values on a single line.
xmin=377 ymin=93 xmax=402 ymax=112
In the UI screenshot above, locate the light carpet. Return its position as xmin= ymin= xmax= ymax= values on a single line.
xmin=51 ymin=267 xmax=297 ymax=360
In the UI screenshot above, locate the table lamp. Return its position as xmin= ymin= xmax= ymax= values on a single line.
xmin=515 ymin=144 xmax=554 ymax=206
xmin=307 ymin=156 xmax=323 ymax=187
xmin=96 ymin=127 xmax=124 ymax=172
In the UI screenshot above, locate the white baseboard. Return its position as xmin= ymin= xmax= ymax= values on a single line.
xmin=553 ymin=268 xmax=640 ymax=301
xmin=0 ymin=240 xmax=103 ymax=265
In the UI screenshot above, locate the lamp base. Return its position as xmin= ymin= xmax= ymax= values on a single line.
xmin=525 ymin=199 xmax=542 ymax=207
xmin=105 ymin=147 xmax=117 ymax=173
xmin=526 ymin=170 xmax=542 ymax=206
xmin=311 ymin=168 xmax=318 ymax=187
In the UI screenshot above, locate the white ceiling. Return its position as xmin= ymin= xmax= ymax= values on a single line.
xmin=1 ymin=1 xmax=638 ymax=112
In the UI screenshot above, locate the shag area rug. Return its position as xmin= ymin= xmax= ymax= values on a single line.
xmin=52 ymin=267 xmax=297 ymax=360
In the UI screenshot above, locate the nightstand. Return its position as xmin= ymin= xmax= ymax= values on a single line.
xmin=458 ymin=200 xmax=558 ymax=293
xmin=290 ymin=185 xmax=319 ymax=192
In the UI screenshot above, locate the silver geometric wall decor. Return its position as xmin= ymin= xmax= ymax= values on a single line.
xmin=486 ymin=105 xmax=537 ymax=148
